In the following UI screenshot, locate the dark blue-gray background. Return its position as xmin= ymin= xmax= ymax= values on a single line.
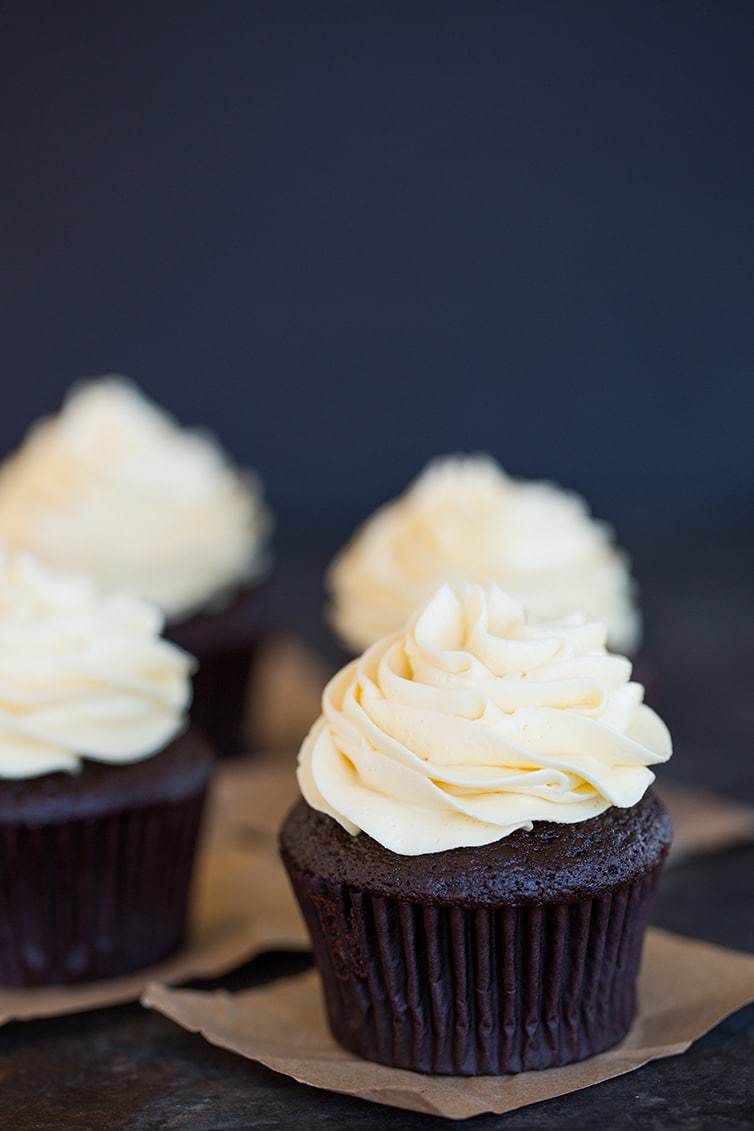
xmin=2 ymin=0 xmax=752 ymax=550
xmin=2 ymin=10 xmax=754 ymax=1128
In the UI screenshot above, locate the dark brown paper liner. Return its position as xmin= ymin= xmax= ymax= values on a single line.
xmin=0 ymin=791 xmax=207 ymax=987
xmin=167 ymin=587 xmax=264 ymax=759
xmin=285 ymin=862 xmax=663 ymax=1075
xmin=186 ymin=641 xmax=261 ymax=759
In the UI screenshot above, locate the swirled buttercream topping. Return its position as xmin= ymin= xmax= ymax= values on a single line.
xmin=328 ymin=455 xmax=640 ymax=654
xmin=300 ymin=582 xmax=670 ymax=855
xmin=0 ymin=378 xmax=271 ymax=621
xmin=0 ymin=553 xmax=194 ymax=779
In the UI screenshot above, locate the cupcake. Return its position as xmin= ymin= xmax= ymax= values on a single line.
xmin=328 ymin=455 xmax=639 ymax=657
xmin=0 ymin=377 xmax=271 ymax=756
xmin=281 ymin=582 xmax=672 ymax=1075
xmin=0 ymin=552 xmax=212 ymax=986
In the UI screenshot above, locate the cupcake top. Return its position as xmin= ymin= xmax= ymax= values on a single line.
xmin=0 ymin=378 xmax=271 ymax=621
xmin=328 ymin=455 xmax=639 ymax=655
xmin=299 ymin=582 xmax=671 ymax=855
xmin=0 ymin=552 xmax=194 ymax=779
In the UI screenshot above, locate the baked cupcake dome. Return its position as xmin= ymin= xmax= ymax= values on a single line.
xmin=0 ymin=378 xmax=272 ymax=756
xmin=0 ymin=553 xmax=213 ymax=985
xmin=282 ymin=582 xmax=672 ymax=1074
xmin=328 ymin=455 xmax=639 ymax=657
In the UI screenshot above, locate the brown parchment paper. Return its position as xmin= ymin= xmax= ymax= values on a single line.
xmin=143 ymin=928 xmax=754 ymax=1120
xmin=0 ymin=777 xmax=308 ymax=1025
xmin=656 ymin=781 xmax=754 ymax=863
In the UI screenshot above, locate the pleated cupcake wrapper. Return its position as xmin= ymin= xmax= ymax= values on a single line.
xmin=188 ymin=641 xmax=260 ymax=759
xmin=167 ymin=587 xmax=265 ymax=760
xmin=0 ymin=792 xmax=207 ymax=987
xmin=285 ymin=861 xmax=662 ymax=1075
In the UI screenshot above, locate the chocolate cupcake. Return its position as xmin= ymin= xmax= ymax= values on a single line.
xmin=282 ymin=582 xmax=672 ymax=1075
xmin=327 ymin=454 xmax=640 ymax=658
xmin=0 ymin=553 xmax=213 ymax=986
xmin=0 ymin=378 xmax=272 ymax=756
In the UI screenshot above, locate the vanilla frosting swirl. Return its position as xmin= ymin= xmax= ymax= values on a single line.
xmin=0 ymin=378 xmax=271 ymax=621
xmin=300 ymin=582 xmax=670 ymax=855
xmin=328 ymin=455 xmax=639 ymax=655
xmin=0 ymin=553 xmax=194 ymax=779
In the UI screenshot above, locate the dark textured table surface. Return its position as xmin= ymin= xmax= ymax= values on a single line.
xmin=2 ymin=534 xmax=753 ymax=1130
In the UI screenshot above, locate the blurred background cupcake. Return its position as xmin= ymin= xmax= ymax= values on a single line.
xmin=328 ymin=454 xmax=639 ymax=658
xmin=0 ymin=377 xmax=272 ymax=757
xmin=0 ymin=552 xmax=212 ymax=986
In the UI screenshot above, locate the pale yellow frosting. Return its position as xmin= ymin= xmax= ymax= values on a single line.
xmin=0 ymin=553 xmax=194 ymax=779
xmin=0 ymin=378 xmax=271 ymax=621
xmin=328 ymin=455 xmax=640 ymax=655
xmin=299 ymin=582 xmax=670 ymax=855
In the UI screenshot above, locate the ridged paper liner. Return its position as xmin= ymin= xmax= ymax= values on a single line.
xmin=0 ymin=792 xmax=206 ymax=987
xmin=167 ymin=588 xmax=264 ymax=759
xmin=285 ymin=861 xmax=662 ymax=1075
xmin=187 ymin=643 xmax=260 ymax=759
